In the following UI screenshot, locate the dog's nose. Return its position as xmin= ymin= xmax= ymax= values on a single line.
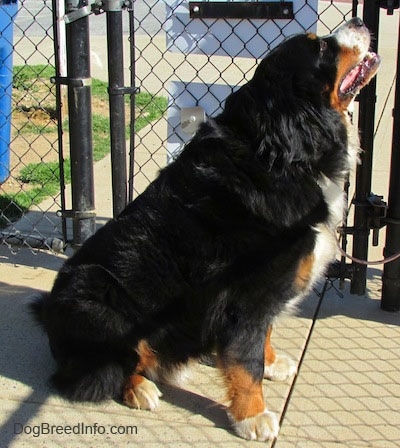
xmin=349 ymin=17 xmax=364 ymax=28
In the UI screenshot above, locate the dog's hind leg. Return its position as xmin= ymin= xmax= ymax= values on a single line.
xmin=263 ymin=325 xmax=298 ymax=382
xmin=123 ymin=340 xmax=162 ymax=410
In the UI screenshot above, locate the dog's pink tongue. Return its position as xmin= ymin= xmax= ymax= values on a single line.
xmin=341 ymin=66 xmax=361 ymax=92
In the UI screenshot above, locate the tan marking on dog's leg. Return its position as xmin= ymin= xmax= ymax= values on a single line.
xmin=123 ymin=340 xmax=162 ymax=410
xmin=264 ymin=325 xmax=276 ymax=366
xmin=224 ymin=365 xmax=265 ymax=421
xmin=221 ymin=364 xmax=279 ymax=441
xmin=135 ymin=339 xmax=158 ymax=374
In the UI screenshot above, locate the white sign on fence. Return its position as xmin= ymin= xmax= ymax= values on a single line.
xmin=165 ymin=0 xmax=318 ymax=158
xmin=165 ymin=0 xmax=318 ymax=59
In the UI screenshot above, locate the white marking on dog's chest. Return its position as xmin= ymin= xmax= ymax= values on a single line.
xmin=311 ymin=176 xmax=345 ymax=282
xmin=283 ymin=177 xmax=345 ymax=315
xmin=284 ymin=112 xmax=360 ymax=314
xmin=310 ymin=109 xmax=360 ymax=285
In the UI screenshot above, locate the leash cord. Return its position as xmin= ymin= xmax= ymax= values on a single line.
xmin=334 ymin=225 xmax=400 ymax=265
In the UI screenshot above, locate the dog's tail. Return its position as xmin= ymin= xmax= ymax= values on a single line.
xmin=51 ymin=358 xmax=127 ymax=403
xmin=28 ymin=267 xmax=140 ymax=403
xmin=33 ymin=310 xmax=132 ymax=403
xmin=29 ymin=292 xmax=47 ymax=324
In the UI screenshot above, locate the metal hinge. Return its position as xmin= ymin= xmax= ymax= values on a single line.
xmin=92 ymin=0 xmax=133 ymax=14
xmin=57 ymin=210 xmax=96 ymax=220
xmin=342 ymin=193 xmax=388 ymax=247
xmin=50 ymin=76 xmax=92 ymax=87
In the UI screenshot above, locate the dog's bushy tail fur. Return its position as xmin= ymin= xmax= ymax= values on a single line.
xmin=29 ymin=282 xmax=135 ymax=404
xmin=29 ymin=292 xmax=47 ymax=324
xmin=51 ymin=358 xmax=126 ymax=403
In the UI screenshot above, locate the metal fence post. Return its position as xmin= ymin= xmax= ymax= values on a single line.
xmin=128 ymin=5 xmax=136 ymax=203
xmin=104 ymin=0 xmax=128 ymax=217
xmin=65 ymin=0 xmax=96 ymax=247
xmin=350 ymin=1 xmax=380 ymax=295
xmin=381 ymin=13 xmax=400 ymax=312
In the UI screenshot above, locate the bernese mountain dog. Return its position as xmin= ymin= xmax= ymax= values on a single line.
xmin=31 ymin=18 xmax=380 ymax=441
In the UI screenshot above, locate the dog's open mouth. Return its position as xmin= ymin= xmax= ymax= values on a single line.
xmin=339 ymin=52 xmax=381 ymax=97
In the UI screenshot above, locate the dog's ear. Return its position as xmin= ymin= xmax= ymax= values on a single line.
xmin=257 ymin=114 xmax=311 ymax=173
xmin=258 ymin=106 xmax=340 ymax=174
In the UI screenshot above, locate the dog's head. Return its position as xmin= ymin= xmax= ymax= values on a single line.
xmin=218 ymin=18 xmax=380 ymax=175
xmin=254 ymin=17 xmax=380 ymax=113
xmin=329 ymin=17 xmax=380 ymax=109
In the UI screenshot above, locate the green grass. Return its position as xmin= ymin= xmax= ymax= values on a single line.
xmin=0 ymin=65 xmax=168 ymax=228
xmin=18 ymin=160 xmax=71 ymax=186
xmin=18 ymin=120 xmax=57 ymax=134
xmin=12 ymin=64 xmax=55 ymax=91
xmin=92 ymin=78 xmax=109 ymax=101
xmin=0 ymin=159 xmax=72 ymax=228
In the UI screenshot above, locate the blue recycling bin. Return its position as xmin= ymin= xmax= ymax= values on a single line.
xmin=0 ymin=0 xmax=18 ymax=184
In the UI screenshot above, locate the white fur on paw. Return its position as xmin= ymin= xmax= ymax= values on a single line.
xmin=231 ymin=410 xmax=280 ymax=441
xmin=124 ymin=377 xmax=162 ymax=411
xmin=156 ymin=363 xmax=191 ymax=387
xmin=264 ymin=354 xmax=297 ymax=382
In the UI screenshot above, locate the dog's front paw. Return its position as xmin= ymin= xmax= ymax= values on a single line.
xmin=230 ymin=409 xmax=279 ymax=441
xmin=264 ymin=354 xmax=297 ymax=382
xmin=123 ymin=375 xmax=162 ymax=411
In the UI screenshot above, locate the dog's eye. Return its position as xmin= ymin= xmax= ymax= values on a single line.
xmin=320 ymin=40 xmax=328 ymax=55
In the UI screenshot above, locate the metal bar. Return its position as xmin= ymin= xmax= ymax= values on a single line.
xmin=340 ymin=177 xmax=352 ymax=288
xmin=350 ymin=1 xmax=380 ymax=295
xmin=381 ymin=13 xmax=400 ymax=311
xmin=52 ymin=0 xmax=67 ymax=244
xmin=189 ymin=1 xmax=294 ymax=20
xmin=106 ymin=9 xmax=128 ymax=217
xmin=352 ymin=0 xmax=359 ymax=17
xmin=0 ymin=232 xmax=65 ymax=253
xmin=128 ymin=6 xmax=136 ymax=203
xmin=65 ymin=0 xmax=96 ymax=248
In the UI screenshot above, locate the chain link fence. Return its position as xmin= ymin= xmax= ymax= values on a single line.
xmin=0 ymin=0 xmax=61 ymax=251
xmin=2 ymin=2 xmax=400 ymax=447
xmin=1 ymin=0 xmax=357 ymax=254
